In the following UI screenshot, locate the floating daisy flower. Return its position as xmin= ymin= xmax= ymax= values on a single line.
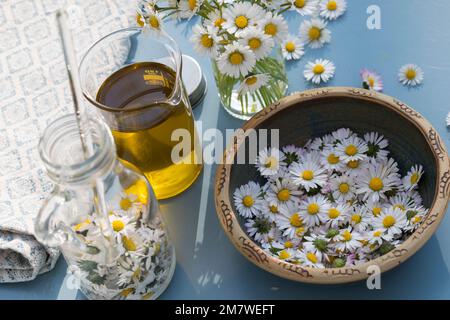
xmin=335 ymin=136 xmax=368 ymax=163
xmin=222 ymin=2 xmax=264 ymax=36
xmin=256 ymin=147 xmax=286 ymax=177
xmin=289 ymin=153 xmax=328 ymax=191
xmin=372 ymin=207 xmax=407 ymax=236
xmin=266 ymin=178 xmax=302 ymax=210
xmin=233 ymin=181 xmax=264 ymax=218
xmin=299 ymin=18 xmax=331 ymax=49
xmin=239 ymin=28 xmax=274 ymax=60
xmin=239 ymin=74 xmax=271 ymax=95
xmin=319 ymin=0 xmax=347 ymax=21
xmin=361 ymin=69 xmax=383 ymax=92
xmin=322 ymin=202 xmax=349 ymax=228
xmin=347 ymin=206 xmax=370 ymax=232
xmin=321 ymin=147 xmax=345 ymax=172
xmin=365 ymin=199 xmax=384 ymax=218
xmin=366 ymin=229 xmax=393 ymax=248
xmin=245 ymin=216 xmax=272 ymax=243
xmin=281 ymin=35 xmax=305 ymax=60
xmin=262 ymin=200 xmax=281 ymax=222
xmin=404 ymin=205 xmax=428 ymax=232
xmin=276 ymin=248 xmax=298 ymax=261
xmin=298 ymin=249 xmax=324 ymax=268
xmin=217 ymin=43 xmax=256 ymax=78
xmin=356 ymin=158 xmax=401 ymax=203
xmin=282 ymin=145 xmax=305 ymax=166
xmin=385 ymin=192 xmax=415 ymax=213
xmin=398 ymin=64 xmax=424 ymax=87
xmin=334 ymin=227 xmax=363 ymax=253
xmin=403 ymin=165 xmax=424 ymax=191
xmin=331 ymin=173 xmax=356 ymax=202
xmin=289 ymin=0 xmax=319 ymax=16
xmin=190 ymin=25 xmax=219 ymax=57
xmin=276 ymin=202 xmax=307 ymax=238
xmin=299 ymin=195 xmax=331 ymax=227
xmin=363 ymin=131 xmax=389 ymax=160
xmin=304 ymin=59 xmax=335 ymax=84
xmin=258 ymin=12 xmax=289 ymax=42
xmin=331 ymin=128 xmax=355 ymax=144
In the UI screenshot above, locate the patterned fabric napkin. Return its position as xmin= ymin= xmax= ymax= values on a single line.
xmin=0 ymin=0 xmax=134 ymax=282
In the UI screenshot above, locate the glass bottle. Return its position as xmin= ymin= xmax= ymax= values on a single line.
xmin=35 ymin=114 xmax=175 ymax=300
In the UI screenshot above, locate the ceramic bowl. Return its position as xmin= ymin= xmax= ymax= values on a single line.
xmin=215 ymin=87 xmax=450 ymax=284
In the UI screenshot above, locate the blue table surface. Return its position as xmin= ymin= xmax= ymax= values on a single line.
xmin=2 ymin=0 xmax=450 ymax=300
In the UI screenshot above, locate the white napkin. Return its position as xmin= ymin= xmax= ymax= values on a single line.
xmin=0 ymin=0 xmax=135 ymax=282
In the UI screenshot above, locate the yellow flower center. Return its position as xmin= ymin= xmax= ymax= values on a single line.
xmin=373 ymin=230 xmax=382 ymax=237
xmin=302 ymin=170 xmax=314 ymax=181
xmin=296 ymin=227 xmax=306 ymax=237
xmin=306 ymin=252 xmax=318 ymax=263
xmin=308 ymin=26 xmax=321 ymax=40
xmin=368 ymin=77 xmax=375 ymax=88
xmin=339 ymin=183 xmax=350 ymax=194
xmin=245 ymin=76 xmax=258 ymax=86
xmin=279 ymin=250 xmax=290 ymax=260
xmin=120 ymin=198 xmax=132 ymax=210
xmin=290 ymin=213 xmax=303 ymax=227
xmin=327 ymin=1 xmax=337 ymax=11
xmin=342 ymin=230 xmax=352 ymax=241
xmin=248 ymin=38 xmax=262 ymax=50
xmin=229 ymin=52 xmax=244 ymax=65
xmin=242 ymin=195 xmax=254 ymax=207
xmin=112 ymin=220 xmax=125 ymax=232
xmin=347 ymin=160 xmax=360 ymax=169
xmin=410 ymin=172 xmax=419 ymax=184
xmin=74 ymin=218 xmax=91 ymax=231
xmin=369 ymin=177 xmax=384 ymax=191
xmin=264 ymin=23 xmax=278 ymax=36
xmin=149 ymin=15 xmax=160 ymax=29
xmin=372 ymin=207 xmax=382 ymax=216
xmin=413 ymin=216 xmax=422 ymax=224
xmin=188 ymin=0 xmax=197 ymax=10
xmin=394 ymin=204 xmax=406 ymax=211
xmin=406 ymin=69 xmax=416 ymax=80
xmin=345 ymin=144 xmax=358 ymax=156
xmin=214 ymin=18 xmax=225 ymax=27
xmin=136 ymin=14 xmax=144 ymax=27
xmin=284 ymin=241 xmax=294 ymax=248
xmin=285 ymin=41 xmax=296 ymax=52
xmin=328 ymin=208 xmax=340 ymax=219
xmin=277 ymin=189 xmax=291 ymax=201
xmin=122 ymin=236 xmax=137 ymax=251
xmin=200 ymin=34 xmax=213 ymax=48
xmin=383 ymin=215 xmax=396 ymax=228
xmin=235 ymin=15 xmax=248 ymax=29
xmin=270 ymin=205 xmax=278 ymax=214
xmin=313 ymin=64 xmax=325 ymax=75
xmin=294 ymin=0 xmax=305 ymax=8
xmin=307 ymin=203 xmax=320 ymax=215
xmin=351 ymin=214 xmax=362 ymax=224
xmin=327 ymin=153 xmax=339 ymax=164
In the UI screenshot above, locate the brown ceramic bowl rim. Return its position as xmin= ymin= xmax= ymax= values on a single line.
xmin=215 ymin=87 xmax=450 ymax=284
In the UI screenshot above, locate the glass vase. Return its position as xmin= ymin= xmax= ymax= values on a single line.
xmin=212 ymin=46 xmax=288 ymax=120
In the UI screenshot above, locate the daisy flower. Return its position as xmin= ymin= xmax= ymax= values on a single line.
xmin=322 ymin=202 xmax=349 ymax=228
xmin=282 ymin=145 xmax=305 ymax=166
xmin=409 ymin=190 xmax=423 ymax=206
xmin=276 ymin=202 xmax=307 ymax=239
xmin=335 ymin=136 xmax=368 ymax=163
xmin=239 ymin=74 xmax=271 ymax=95
xmin=356 ymin=158 xmax=401 ymax=202
xmin=361 ymin=68 xmax=383 ymax=92
xmin=365 ymin=199 xmax=383 ymax=218
xmin=266 ymin=178 xmax=303 ymax=210
xmin=320 ymin=147 xmax=345 ymax=172
xmin=139 ymin=10 xmax=164 ymax=35
xmin=233 ymin=181 xmax=264 ymax=218
xmin=404 ymin=205 xmax=428 ymax=232
xmin=190 ymin=25 xmax=219 ymax=57
xmin=299 ymin=194 xmax=331 ymax=227
xmin=385 ymin=192 xmax=415 ymax=213
xmin=363 ymin=132 xmax=389 ymax=160
xmin=330 ymin=174 xmax=356 ymax=202
xmin=299 ymin=18 xmax=331 ymax=49
xmin=206 ymin=9 xmax=226 ymax=29
xmin=304 ymin=59 xmax=335 ymax=84
xmin=331 ymin=128 xmax=355 ymax=143
xmin=258 ymin=12 xmax=289 ymax=42
xmin=276 ymin=248 xmax=298 ymax=261
xmin=222 ymin=2 xmax=264 ymax=36
xmin=398 ymin=64 xmax=424 ymax=87
xmin=366 ymin=229 xmax=393 ymax=249
xmin=319 ymin=0 xmax=347 ymax=21
xmin=334 ymin=227 xmax=363 ymax=253
xmin=177 ymin=0 xmax=203 ymax=20
xmin=347 ymin=205 xmax=370 ymax=232
xmin=245 ymin=216 xmax=273 ymax=243
xmin=281 ymin=35 xmax=305 ymax=60
xmin=256 ymin=147 xmax=286 ymax=177
xmin=307 ymin=134 xmax=334 ymax=151
xmin=289 ymin=0 xmax=319 ymax=16
xmin=238 ymin=28 xmax=274 ymax=60
xmin=217 ymin=43 xmax=256 ymax=78
xmin=261 ymin=200 xmax=281 ymax=222
xmin=289 ymin=153 xmax=328 ymax=191
xmin=298 ymin=249 xmax=324 ymax=268
xmin=372 ymin=207 xmax=407 ymax=237
xmin=403 ymin=165 xmax=424 ymax=191
xmin=303 ymin=234 xmax=329 ymax=258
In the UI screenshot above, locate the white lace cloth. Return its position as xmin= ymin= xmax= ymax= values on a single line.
xmin=0 ymin=0 xmax=134 ymax=282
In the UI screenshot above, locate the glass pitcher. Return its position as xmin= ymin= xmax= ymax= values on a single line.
xmin=79 ymin=27 xmax=203 ymax=200
xmin=35 ymin=114 xmax=175 ymax=300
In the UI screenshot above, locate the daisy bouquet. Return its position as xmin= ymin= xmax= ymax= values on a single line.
xmin=234 ymin=128 xmax=428 ymax=268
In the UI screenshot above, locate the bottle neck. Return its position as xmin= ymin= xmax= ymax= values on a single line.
xmin=39 ymin=114 xmax=116 ymax=185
